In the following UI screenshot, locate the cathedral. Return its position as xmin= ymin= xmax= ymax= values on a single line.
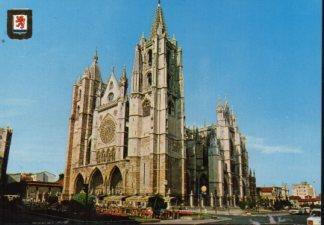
xmin=62 ymin=2 xmax=256 ymax=207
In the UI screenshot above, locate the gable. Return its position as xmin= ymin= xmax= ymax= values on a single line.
xmin=101 ymin=75 xmax=120 ymax=105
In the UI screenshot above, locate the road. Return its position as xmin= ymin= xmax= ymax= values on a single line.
xmin=1 ymin=208 xmax=309 ymax=225
xmin=144 ymin=214 xmax=309 ymax=225
xmin=203 ymin=214 xmax=308 ymax=225
xmin=0 ymin=209 xmax=139 ymax=225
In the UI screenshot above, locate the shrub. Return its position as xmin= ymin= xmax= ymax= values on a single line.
xmin=148 ymin=194 xmax=167 ymax=216
xmin=46 ymin=194 xmax=58 ymax=205
xmin=72 ymin=192 xmax=95 ymax=207
xmin=237 ymin=196 xmax=257 ymax=210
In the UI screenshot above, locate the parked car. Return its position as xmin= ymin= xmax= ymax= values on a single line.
xmin=289 ymin=209 xmax=301 ymax=215
xmin=307 ymin=208 xmax=321 ymax=225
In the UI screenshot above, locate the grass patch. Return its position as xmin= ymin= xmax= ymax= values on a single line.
xmin=130 ymin=216 xmax=160 ymax=223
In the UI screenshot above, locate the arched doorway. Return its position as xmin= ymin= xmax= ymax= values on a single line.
xmin=109 ymin=166 xmax=123 ymax=195
xmin=89 ymin=169 xmax=104 ymax=196
xmin=74 ymin=174 xmax=85 ymax=194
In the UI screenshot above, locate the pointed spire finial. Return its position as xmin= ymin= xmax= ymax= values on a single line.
xmin=93 ymin=47 xmax=98 ymax=63
xmin=120 ymin=65 xmax=127 ymax=85
xmin=121 ymin=65 xmax=126 ymax=77
xmin=151 ymin=0 xmax=167 ymax=38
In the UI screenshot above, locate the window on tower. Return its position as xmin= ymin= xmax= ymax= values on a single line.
xmin=147 ymin=73 xmax=152 ymax=86
xmin=78 ymin=89 xmax=82 ymax=100
xmin=167 ymin=73 xmax=171 ymax=88
xmin=142 ymin=100 xmax=151 ymax=117
xmin=77 ymin=105 xmax=80 ymax=119
xmin=148 ymin=49 xmax=152 ymax=66
xmin=168 ymin=100 xmax=175 ymax=116
xmin=92 ymin=98 xmax=96 ymax=109
xmin=86 ymin=140 xmax=91 ymax=164
xmin=139 ymin=74 xmax=143 ymax=92
xmin=166 ymin=50 xmax=171 ymax=68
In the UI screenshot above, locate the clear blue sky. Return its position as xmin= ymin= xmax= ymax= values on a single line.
xmin=0 ymin=0 xmax=321 ymax=193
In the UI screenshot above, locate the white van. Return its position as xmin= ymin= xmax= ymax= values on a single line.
xmin=307 ymin=208 xmax=321 ymax=225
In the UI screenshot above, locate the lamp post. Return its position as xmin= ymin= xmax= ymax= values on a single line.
xmin=227 ymin=195 xmax=230 ymax=215
xmin=214 ymin=190 xmax=218 ymax=215
xmin=201 ymin=185 xmax=207 ymax=208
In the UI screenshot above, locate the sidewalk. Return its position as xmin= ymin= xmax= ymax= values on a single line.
xmin=148 ymin=217 xmax=231 ymax=224
xmin=190 ymin=207 xmax=244 ymax=216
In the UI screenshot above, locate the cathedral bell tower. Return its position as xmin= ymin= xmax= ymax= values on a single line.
xmin=127 ymin=2 xmax=186 ymax=196
xmin=62 ymin=52 xmax=102 ymax=199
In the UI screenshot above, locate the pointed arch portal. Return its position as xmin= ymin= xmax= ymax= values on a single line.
xmin=74 ymin=174 xmax=85 ymax=194
xmin=109 ymin=166 xmax=123 ymax=195
xmin=89 ymin=168 xmax=104 ymax=196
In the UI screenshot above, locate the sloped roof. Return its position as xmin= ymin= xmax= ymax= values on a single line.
xmin=259 ymin=187 xmax=273 ymax=193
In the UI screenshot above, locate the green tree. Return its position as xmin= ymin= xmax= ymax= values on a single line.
xmin=46 ymin=193 xmax=58 ymax=205
xmin=238 ymin=200 xmax=247 ymax=210
xmin=238 ymin=197 xmax=256 ymax=210
xmin=72 ymin=192 xmax=95 ymax=207
xmin=147 ymin=194 xmax=167 ymax=216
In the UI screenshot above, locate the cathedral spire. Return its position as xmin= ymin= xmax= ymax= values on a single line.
xmin=121 ymin=65 xmax=126 ymax=78
xmin=112 ymin=66 xmax=116 ymax=76
xmin=93 ymin=48 xmax=98 ymax=64
xmin=120 ymin=65 xmax=128 ymax=91
xmin=151 ymin=0 xmax=167 ymax=38
xmin=89 ymin=48 xmax=101 ymax=81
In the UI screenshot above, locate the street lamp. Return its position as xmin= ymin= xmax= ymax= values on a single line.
xmin=214 ymin=190 xmax=218 ymax=215
xmin=201 ymin=185 xmax=207 ymax=207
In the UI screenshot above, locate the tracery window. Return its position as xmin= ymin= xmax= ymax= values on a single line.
xmin=142 ymin=100 xmax=151 ymax=117
xmin=108 ymin=92 xmax=114 ymax=101
xmin=109 ymin=81 xmax=114 ymax=90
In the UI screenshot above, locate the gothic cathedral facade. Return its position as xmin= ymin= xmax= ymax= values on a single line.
xmin=62 ymin=3 xmax=256 ymax=207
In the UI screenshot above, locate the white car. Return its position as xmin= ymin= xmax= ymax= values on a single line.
xmin=307 ymin=209 xmax=321 ymax=225
xmin=289 ymin=209 xmax=302 ymax=215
